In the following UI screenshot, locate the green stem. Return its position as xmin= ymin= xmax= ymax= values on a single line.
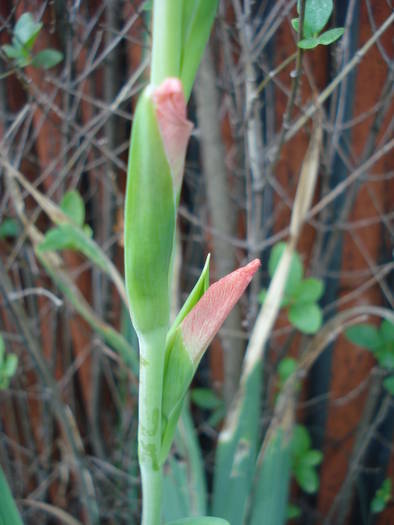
xmin=138 ymin=328 xmax=167 ymax=525
xmin=151 ymin=0 xmax=183 ymax=85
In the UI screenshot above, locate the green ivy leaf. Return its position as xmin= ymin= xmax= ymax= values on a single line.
xmin=60 ymin=190 xmax=85 ymax=227
xmin=291 ymin=18 xmax=300 ymax=32
xmin=316 ymin=27 xmax=344 ymax=45
xmin=31 ymin=49 xmax=63 ymax=69
xmin=302 ymin=0 xmax=333 ymax=36
xmin=191 ymin=388 xmax=223 ymax=410
xmin=295 ymin=464 xmax=319 ymax=493
xmin=291 ymin=425 xmax=311 ymax=457
xmin=1 ymin=44 xmax=22 ymax=59
xmin=269 ymin=242 xmax=303 ymax=296
xmin=371 ymin=497 xmax=385 ymax=514
xmin=383 ymin=376 xmax=394 ymax=395
xmin=0 ymin=218 xmax=20 ymax=239
xmin=292 ymin=278 xmax=324 ymax=304
xmin=278 ymin=357 xmax=298 ymax=383
xmin=3 ymin=354 xmax=18 ymax=378
xmin=380 ymin=320 xmax=394 ymax=344
xmin=371 ymin=478 xmax=392 ymax=513
xmin=302 ymin=449 xmax=323 ymax=467
xmin=345 ymin=324 xmax=381 ymax=350
xmin=0 ymin=335 xmax=4 ymax=363
xmin=376 ymin=346 xmax=394 ymax=370
xmin=287 ymin=504 xmax=301 ymax=519
xmin=288 ymin=302 xmax=322 ymax=334
xmin=13 ymin=13 xmax=42 ymax=50
xmin=298 ymin=37 xmax=320 ymax=49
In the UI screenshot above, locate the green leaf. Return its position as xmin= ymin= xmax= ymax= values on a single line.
xmin=166 ymin=518 xmax=230 ymax=525
xmin=0 ymin=218 xmax=20 ymax=239
xmin=1 ymin=44 xmax=22 ymax=59
xmin=191 ymin=388 xmax=223 ymax=410
xmin=371 ymin=478 xmax=392 ymax=513
xmin=302 ymin=449 xmax=323 ymax=467
xmin=293 ymin=278 xmax=324 ymax=304
xmin=249 ymin=428 xmax=292 ymax=525
xmin=302 ymin=0 xmax=333 ymax=36
xmin=0 ymin=335 xmax=4 ymax=363
xmin=287 ymin=504 xmax=301 ymax=519
xmin=345 ymin=324 xmax=381 ymax=350
xmin=376 ymin=346 xmax=394 ymax=370
xmin=295 ymin=464 xmax=319 ymax=493
xmin=383 ymin=375 xmax=394 ymax=395
xmin=380 ymin=320 xmax=394 ymax=344
xmin=180 ymin=1 xmax=219 ymax=101
xmin=316 ymin=27 xmax=345 ymax=45
xmin=213 ymin=363 xmax=262 ymax=524
xmin=371 ymin=497 xmax=385 ymax=514
xmin=38 ymin=224 xmax=107 ymax=272
xmin=288 ymin=302 xmax=322 ymax=334
xmin=291 ymin=425 xmax=311 ymax=457
xmin=298 ymin=37 xmax=320 ymax=49
xmin=269 ymin=242 xmax=303 ymax=296
xmin=3 ymin=354 xmax=18 ymax=378
xmin=60 ymin=190 xmax=85 ymax=226
xmin=168 ymin=254 xmax=210 ymax=341
xmin=291 ymin=18 xmax=299 ymax=32
xmin=13 ymin=12 xmax=42 ymax=49
xmin=124 ymin=87 xmax=176 ymax=334
xmin=278 ymin=357 xmax=297 ymax=383
xmin=31 ymin=48 xmax=63 ymax=69
xmin=0 ymin=466 xmax=23 ymax=524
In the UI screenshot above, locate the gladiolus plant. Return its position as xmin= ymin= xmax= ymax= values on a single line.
xmin=124 ymin=2 xmax=260 ymax=524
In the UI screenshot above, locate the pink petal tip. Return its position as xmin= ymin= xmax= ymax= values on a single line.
xmin=182 ymin=259 xmax=261 ymax=363
xmin=152 ymin=78 xmax=193 ymax=192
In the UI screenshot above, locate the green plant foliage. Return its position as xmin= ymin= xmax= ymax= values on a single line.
xmin=1 ymin=12 xmax=63 ymax=70
xmin=277 ymin=357 xmax=298 ymax=394
xmin=288 ymin=302 xmax=322 ymax=334
xmin=292 ymin=278 xmax=324 ymax=303
xmin=0 ymin=466 xmax=23 ymax=525
xmin=249 ymin=429 xmax=292 ymax=525
xmin=345 ymin=324 xmax=381 ymax=350
xmin=163 ymin=402 xmax=207 ymax=521
xmin=212 ymin=364 xmax=262 ymax=525
xmin=30 ymin=48 xmax=63 ymax=69
xmin=371 ymin=478 xmax=392 ymax=514
xmin=180 ymin=1 xmax=219 ymax=101
xmin=346 ymin=320 xmax=394 ymax=394
xmin=60 ymin=190 xmax=85 ymax=227
xmin=292 ymin=0 xmax=344 ymax=49
xmin=268 ymin=242 xmax=303 ymax=298
xmin=287 ymin=504 xmax=301 ymax=519
xmin=291 ymin=425 xmax=323 ymax=494
xmin=39 ymin=224 xmax=107 ymax=271
xmin=0 ymin=335 xmax=18 ymax=390
xmin=191 ymin=388 xmax=225 ymax=427
xmin=166 ymin=518 xmax=229 ymax=525
xmin=260 ymin=243 xmax=324 ymax=334
xmin=0 ymin=218 xmax=20 ymax=239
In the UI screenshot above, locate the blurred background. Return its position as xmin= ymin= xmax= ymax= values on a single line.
xmin=0 ymin=0 xmax=393 ymax=523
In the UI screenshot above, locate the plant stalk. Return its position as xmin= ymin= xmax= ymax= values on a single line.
xmin=137 ymin=328 xmax=167 ymax=525
xmin=151 ymin=0 xmax=182 ymax=86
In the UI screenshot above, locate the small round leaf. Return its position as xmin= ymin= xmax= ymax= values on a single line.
xmin=288 ymin=303 xmax=322 ymax=334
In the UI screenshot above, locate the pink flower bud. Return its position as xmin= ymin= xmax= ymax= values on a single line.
xmin=181 ymin=259 xmax=261 ymax=364
xmin=152 ymin=78 xmax=193 ymax=194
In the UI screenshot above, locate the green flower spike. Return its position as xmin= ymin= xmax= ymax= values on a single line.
xmin=124 ymin=78 xmax=192 ymax=337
